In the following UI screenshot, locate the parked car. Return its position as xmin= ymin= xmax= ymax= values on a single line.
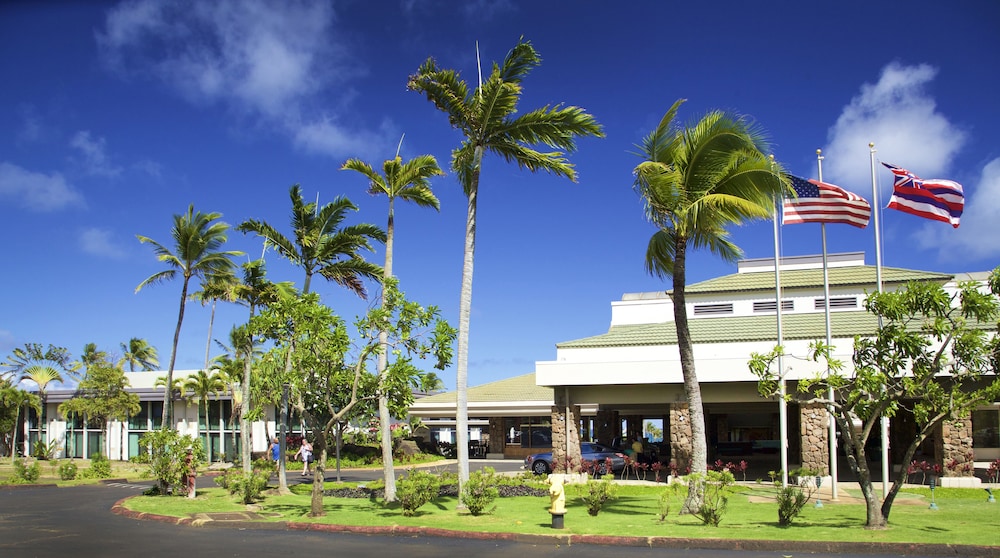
xmin=524 ymin=442 xmax=626 ymax=475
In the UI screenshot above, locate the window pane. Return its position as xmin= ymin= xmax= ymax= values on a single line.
xmin=972 ymin=410 xmax=999 ymax=449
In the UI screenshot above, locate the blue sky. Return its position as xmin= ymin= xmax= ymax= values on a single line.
xmin=2 ymin=1 xmax=998 ymax=391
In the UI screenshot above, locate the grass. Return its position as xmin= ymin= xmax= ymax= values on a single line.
xmin=0 ymin=458 xmax=150 ymax=486
xmin=121 ymin=479 xmax=1000 ymax=548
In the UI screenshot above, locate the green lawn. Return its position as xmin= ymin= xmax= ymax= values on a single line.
xmin=121 ymin=480 xmax=1000 ymax=548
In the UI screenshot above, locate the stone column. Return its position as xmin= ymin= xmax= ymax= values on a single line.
xmin=935 ymin=416 xmax=974 ymax=477
xmin=799 ymin=402 xmax=829 ymax=475
xmin=551 ymin=390 xmax=583 ymax=473
xmin=669 ymin=403 xmax=692 ymax=474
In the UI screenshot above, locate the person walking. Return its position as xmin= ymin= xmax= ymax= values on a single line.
xmin=294 ymin=438 xmax=314 ymax=475
xmin=269 ymin=436 xmax=281 ymax=464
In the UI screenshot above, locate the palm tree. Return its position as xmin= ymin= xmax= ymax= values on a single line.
xmin=238 ymin=185 xmax=385 ymax=296
xmin=1 ymin=381 xmax=40 ymax=462
xmin=22 ymin=364 xmax=64 ymax=449
xmin=228 ymin=260 xmax=296 ymax=472
xmin=633 ymin=98 xmax=787 ymax=511
xmin=2 ymin=344 xmax=75 ymax=383
xmin=184 ymin=369 xmax=226 ymax=458
xmin=118 ymin=337 xmax=160 ymax=372
xmin=136 ymin=205 xmax=242 ymax=429
xmin=408 ymin=37 xmax=604 ymax=485
xmin=73 ymin=343 xmax=108 ymax=374
xmin=341 ymin=152 xmax=444 ymax=501
xmin=190 ymin=269 xmax=240 ymax=369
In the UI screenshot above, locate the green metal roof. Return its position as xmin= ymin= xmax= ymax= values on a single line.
xmin=681 ymin=265 xmax=952 ymax=295
xmin=557 ymin=311 xmax=883 ymax=349
xmin=414 ymin=373 xmax=552 ymax=404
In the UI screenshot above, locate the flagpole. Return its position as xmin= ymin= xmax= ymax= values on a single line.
xmin=817 ymin=149 xmax=839 ymax=501
xmin=771 ymin=155 xmax=788 ymax=488
xmin=870 ymin=142 xmax=890 ymax=499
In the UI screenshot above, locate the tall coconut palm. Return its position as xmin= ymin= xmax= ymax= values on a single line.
xmin=184 ymin=369 xmax=226 ymax=458
xmin=73 ymin=343 xmax=108 ymax=374
xmin=228 ymin=260 xmax=295 ymax=473
xmin=633 ymin=98 xmax=787 ymax=511
xmin=341 ymin=152 xmax=444 ymax=502
xmin=408 ymin=37 xmax=604 ymax=486
xmin=191 ymin=269 xmax=241 ymax=370
xmin=136 ymin=205 xmax=242 ymax=429
xmin=118 ymin=337 xmax=160 ymax=372
xmin=240 ymin=189 xmax=381 ymax=493
xmin=238 ymin=186 xmax=385 ymax=296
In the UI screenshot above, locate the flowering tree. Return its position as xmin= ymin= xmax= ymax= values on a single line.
xmin=750 ymin=268 xmax=1000 ymax=529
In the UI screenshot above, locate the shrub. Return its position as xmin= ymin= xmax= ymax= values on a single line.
xmin=88 ymin=453 xmax=112 ymax=479
xmin=224 ymin=470 xmax=270 ymax=504
xmin=461 ymin=466 xmax=500 ymax=516
xmin=396 ymin=470 xmax=440 ymax=516
xmin=135 ymin=429 xmax=205 ymax=495
xmin=690 ymin=470 xmax=735 ymax=526
xmin=655 ymin=481 xmax=685 ymax=523
xmin=12 ymin=459 xmax=41 ymax=483
xmin=32 ymin=439 xmax=59 ymax=460
xmin=58 ymin=461 xmax=78 ymax=481
xmin=577 ymin=475 xmax=618 ymax=516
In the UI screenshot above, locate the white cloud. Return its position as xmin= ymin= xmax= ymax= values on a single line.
xmin=0 ymin=162 xmax=85 ymax=211
xmin=80 ymin=227 xmax=128 ymax=259
xmin=913 ymin=157 xmax=1000 ymax=262
xmin=70 ymin=131 xmax=123 ymax=178
xmin=823 ymin=62 xmax=966 ymax=193
xmin=97 ymin=0 xmax=386 ymax=157
xmin=821 ymin=62 xmax=1000 ymax=264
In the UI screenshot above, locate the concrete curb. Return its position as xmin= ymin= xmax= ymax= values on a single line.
xmin=110 ymin=495 xmax=999 ymax=556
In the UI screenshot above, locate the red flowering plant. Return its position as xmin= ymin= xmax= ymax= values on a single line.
xmin=987 ymin=459 xmax=1000 ymax=484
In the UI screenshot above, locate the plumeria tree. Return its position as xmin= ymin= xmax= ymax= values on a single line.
xmin=750 ymin=269 xmax=1000 ymax=529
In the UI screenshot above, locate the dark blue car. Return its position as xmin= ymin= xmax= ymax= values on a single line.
xmin=524 ymin=442 xmax=626 ymax=475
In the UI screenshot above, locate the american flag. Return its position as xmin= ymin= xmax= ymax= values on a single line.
xmin=882 ymin=162 xmax=964 ymax=228
xmin=782 ymin=175 xmax=871 ymax=228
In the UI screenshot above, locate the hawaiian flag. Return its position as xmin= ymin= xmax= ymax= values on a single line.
xmin=883 ymin=162 xmax=964 ymax=228
xmin=782 ymin=175 xmax=871 ymax=228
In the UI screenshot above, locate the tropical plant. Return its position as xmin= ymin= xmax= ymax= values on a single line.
xmin=460 ymin=466 xmax=500 ymax=515
xmin=342 ymin=150 xmax=444 ymax=502
xmin=238 ymin=185 xmax=385 ymax=296
xmin=134 ymin=428 xmax=206 ymax=495
xmin=397 ymin=469 xmax=441 ymax=516
xmin=0 ymin=380 xmax=40 ymax=462
xmin=183 ymin=369 xmax=226 ymax=450
xmin=73 ymin=343 xmax=108 ymax=374
xmin=577 ymin=475 xmax=619 ymax=516
xmin=634 ymin=98 xmax=787 ymax=512
xmin=750 ymin=269 xmax=1000 ymax=529
xmin=190 ymin=269 xmax=240 ymax=369
xmin=408 ymin=37 xmax=604 ymax=489
xmin=136 ymin=204 xmax=242 ymax=429
xmin=12 ymin=458 xmax=41 ymax=483
xmin=59 ymin=361 xmax=140 ymax=459
xmin=2 ymin=343 xmax=74 ymax=383
xmin=118 ymin=337 xmax=159 ymax=372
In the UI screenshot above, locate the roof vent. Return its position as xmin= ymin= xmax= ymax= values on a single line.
xmin=693 ymin=303 xmax=734 ymax=316
xmin=815 ymin=297 xmax=858 ymax=310
xmin=753 ymin=300 xmax=794 ymax=313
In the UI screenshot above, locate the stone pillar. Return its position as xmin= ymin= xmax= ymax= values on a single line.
xmin=488 ymin=417 xmax=505 ymax=455
xmin=669 ymin=403 xmax=692 ymax=474
xmin=799 ymin=402 xmax=829 ymax=475
xmin=595 ymin=409 xmax=617 ymax=447
xmin=935 ymin=417 xmax=974 ymax=477
xmin=549 ymin=405 xmax=583 ymax=473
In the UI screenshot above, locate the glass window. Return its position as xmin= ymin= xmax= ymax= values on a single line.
xmin=972 ymin=409 xmax=999 ymax=449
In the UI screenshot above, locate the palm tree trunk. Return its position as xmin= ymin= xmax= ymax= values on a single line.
xmin=205 ymin=300 xmax=217 ymax=370
xmin=164 ymin=277 xmax=190 ymax=429
xmin=455 ymin=154 xmax=481 ymax=492
xmin=671 ymin=239 xmax=708 ymax=514
xmin=378 ymin=199 xmax=397 ymax=501
xmin=240 ymin=351 xmax=253 ymax=473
